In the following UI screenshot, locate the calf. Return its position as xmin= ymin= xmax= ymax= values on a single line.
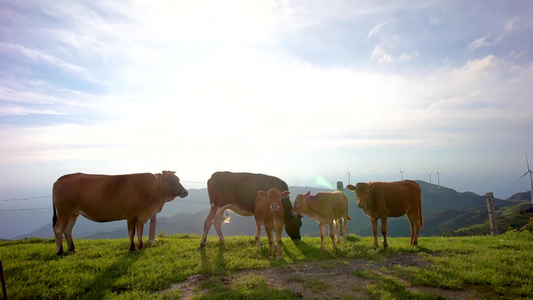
xmin=254 ymin=188 xmax=289 ymax=259
xmin=292 ymin=191 xmax=351 ymax=251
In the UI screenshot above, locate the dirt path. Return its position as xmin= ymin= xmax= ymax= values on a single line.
xmin=169 ymin=253 xmax=484 ymax=299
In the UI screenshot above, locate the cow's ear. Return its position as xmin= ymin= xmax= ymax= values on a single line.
xmin=346 ymin=184 xmax=356 ymax=191
xmin=304 ymin=191 xmax=311 ymax=197
xmin=281 ymin=190 xmax=290 ymax=198
xmin=257 ymin=190 xmax=267 ymax=197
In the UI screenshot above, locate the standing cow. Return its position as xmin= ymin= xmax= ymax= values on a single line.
xmin=291 ymin=191 xmax=351 ymax=251
xmin=200 ymin=171 xmax=302 ymax=247
xmin=346 ymin=180 xmax=423 ymax=249
xmin=254 ymin=188 xmax=289 ymax=259
xmin=52 ymin=171 xmax=188 ymax=255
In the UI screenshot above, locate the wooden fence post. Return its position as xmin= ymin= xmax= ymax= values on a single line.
xmin=148 ymin=214 xmax=157 ymax=242
xmin=1 ymin=259 xmax=7 ymax=300
xmin=485 ymin=192 xmax=498 ymax=236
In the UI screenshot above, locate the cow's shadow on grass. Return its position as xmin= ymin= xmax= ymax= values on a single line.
xmin=199 ymin=244 xmax=228 ymax=274
xmin=79 ymin=250 xmax=144 ymax=299
xmin=285 ymin=239 xmax=325 ymax=261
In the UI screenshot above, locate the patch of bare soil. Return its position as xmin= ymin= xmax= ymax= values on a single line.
xmin=169 ymin=254 xmax=484 ymax=299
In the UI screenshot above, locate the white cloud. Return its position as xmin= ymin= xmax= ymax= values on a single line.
xmin=371 ymin=45 xmax=413 ymax=63
xmin=429 ymin=17 xmax=441 ymax=25
xmin=468 ymin=18 xmax=518 ymax=51
xmin=0 ymin=42 xmax=88 ymax=77
xmin=398 ymin=53 xmax=413 ymax=62
xmin=468 ymin=35 xmax=492 ymax=51
xmin=428 ymin=90 xmax=482 ymax=111
xmin=0 ymin=104 xmax=60 ymax=116
xmin=371 ymin=45 xmax=394 ymax=63
xmin=368 ymin=22 xmax=386 ymax=38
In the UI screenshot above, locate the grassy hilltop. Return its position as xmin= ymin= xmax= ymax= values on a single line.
xmin=1 ymin=231 xmax=532 ymax=299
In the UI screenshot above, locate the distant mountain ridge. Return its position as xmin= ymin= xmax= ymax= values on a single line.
xmin=13 ymin=181 xmax=531 ymax=240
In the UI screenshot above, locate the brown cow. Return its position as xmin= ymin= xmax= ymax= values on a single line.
xmin=52 ymin=171 xmax=188 ymax=255
xmin=291 ymin=191 xmax=351 ymax=251
xmin=346 ymin=180 xmax=422 ymax=249
xmin=254 ymin=188 xmax=289 ymax=259
xmin=200 ymin=171 xmax=302 ymax=247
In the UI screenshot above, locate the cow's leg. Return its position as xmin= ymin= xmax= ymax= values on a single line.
xmin=53 ymin=215 xmax=69 ymax=255
xmin=407 ymin=212 xmax=415 ymax=246
xmin=64 ymin=215 xmax=78 ymax=252
xmin=265 ymin=224 xmax=274 ymax=259
xmin=328 ymin=221 xmax=337 ymax=249
xmin=342 ymin=217 xmax=348 ymax=243
xmin=413 ymin=219 xmax=420 ymax=246
xmin=200 ymin=207 xmax=216 ymax=247
xmin=127 ymin=219 xmax=136 ymax=251
xmin=255 ymin=221 xmax=262 ymax=246
xmin=370 ymin=218 xmax=379 ymax=247
xmin=334 ymin=219 xmax=340 ymax=243
xmin=319 ymin=224 xmax=326 ymax=251
xmin=275 ymin=223 xmax=283 ymax=259
xmin=407 ymin=212 xmax=419 ymax=246
xmin=212 ymin=212 xmax=225 ymax=245
xmin=136 ymin=221 xmax=144 ymax=250
xmin=381 ymin=218 xmax=388 ymax=249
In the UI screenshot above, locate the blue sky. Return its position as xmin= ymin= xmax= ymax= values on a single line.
xmin=1 ymin=0 xmax=533 ymax=209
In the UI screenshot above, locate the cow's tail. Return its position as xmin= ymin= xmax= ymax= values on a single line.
xmin=418 ymin=201 xmax=424 ymax=230
xmin=52 ymin=197 xmax=57 ymax=229
xmin=343 ymin=193 xmax=352 ymax=221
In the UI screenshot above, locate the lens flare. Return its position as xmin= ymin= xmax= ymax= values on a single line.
xmin=315 ymin=176 xmax=333 ymax=189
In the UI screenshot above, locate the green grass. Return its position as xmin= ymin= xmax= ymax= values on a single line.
xmin=0 ymin=231 xmax=532 ymax=299
xmin=194 ymin=274 xmax=295 ymax=299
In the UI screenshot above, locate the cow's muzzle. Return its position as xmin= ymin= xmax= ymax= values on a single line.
xmin=270 ymin=203 xmax=280 ymax=212
xmin=179 ymin=190 xmax=188 ymax=198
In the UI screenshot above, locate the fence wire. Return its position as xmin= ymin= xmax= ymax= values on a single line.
xmin=0 ymin=191 xmax=486 ymax=212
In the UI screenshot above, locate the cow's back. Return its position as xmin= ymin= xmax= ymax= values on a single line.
xmin=314 ymin=192 xmax=349 ymax=218
xmin=53 ymin=172 xmax=158 ymax=222
xmin=378 ymin=180 xmax=421 ymax=217
xmin=208 ymin=172 xmax=290 ymax=213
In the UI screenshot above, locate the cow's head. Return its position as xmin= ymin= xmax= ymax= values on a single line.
xmin=279 ymin=192 xmax=302 ymax=241
xmin=291 ymin=191 xmax=310 ymax=216
xmin=346 ymin=183 xmax=370 ymax=209
xmin=160 ymin=171 xmax=188 ymax=199
xmin=257 ymin=188 xmax=290 ymax=213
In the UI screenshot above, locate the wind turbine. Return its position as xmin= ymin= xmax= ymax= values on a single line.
xmin=344 ymin=166 xmax=352 ymax=185
xmin=426 ymin=172 xmax=432 ymax=184
xmin=436 ymin=168 xmax=441 ymax=188
xmin=399 ymin=166 xmax=405 ymax=180
xmin=516 ymin=153 xmax=533 ymax=203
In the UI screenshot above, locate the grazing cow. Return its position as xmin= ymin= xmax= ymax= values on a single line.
xmin=291 ymin=191 xmax=352 ymax=251
xmin=346 ymin=180 xmax=423 ymax=249
xmin=52 ymin=171 xmax=188 ymax=255
xmin=200 ymin=171 xmax=302 ymax=247
xmin=254 ymin=188 xmax=289 ymax=259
